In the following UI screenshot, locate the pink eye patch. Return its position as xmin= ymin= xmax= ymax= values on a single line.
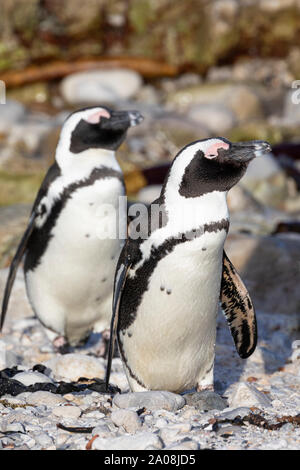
xmin=85 ymin=109 xmax=111 ymax=124
xmin=204 ymin=141 xmax=229 ymax=159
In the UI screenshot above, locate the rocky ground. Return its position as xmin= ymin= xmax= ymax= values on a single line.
xmin=0 ymin=267 xmax=299 ymax=451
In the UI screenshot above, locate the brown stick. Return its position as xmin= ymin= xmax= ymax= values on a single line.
xmin=0 ymin=56 xmax=179 ymax=88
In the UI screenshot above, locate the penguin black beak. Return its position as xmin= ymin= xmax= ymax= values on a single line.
xmin=101 ymin=110 xmax=143 ymax=131
xmin=226 ymin=140 xmax=272 ymax=163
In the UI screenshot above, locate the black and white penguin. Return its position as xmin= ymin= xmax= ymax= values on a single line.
xmin=106 ymin=137 xmax=271 ymax=393
xmin=1 ymin=106 xmax=143 ymax=351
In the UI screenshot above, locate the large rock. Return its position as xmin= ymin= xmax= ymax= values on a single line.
xmin=166 ymin=83 xmax=263 ymax=124
xmin=188 ymin=104 xmax=236 ymax=133
xmin=60 ymin=69 xmax=142 ymax=105
xmin=45 ymin=353 xmax=105 ymax=382
xmin=225 ymin=232 xmax=300 ymax=316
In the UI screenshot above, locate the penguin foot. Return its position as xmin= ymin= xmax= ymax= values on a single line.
xmin=53 ymin=336 xmax=70 ymax=354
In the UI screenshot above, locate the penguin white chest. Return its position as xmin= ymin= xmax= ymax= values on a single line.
xmin=121 ymin=229 xmax=227 ymax=392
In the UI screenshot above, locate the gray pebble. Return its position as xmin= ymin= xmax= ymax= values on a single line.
xmin=218 ymin=407 xmax=252 ymax=420
xmin=229 ymin=382 xmax=272 ymax=409
xmin=184 ymin=391 xmax=227 ymax=411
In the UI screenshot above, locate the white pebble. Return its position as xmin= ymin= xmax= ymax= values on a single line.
xmin=52 ymin=405 xmax=81 ymax=420
xmin=111 ymin=409 xmax=142 ymax=434
xmin=45 ymin=353 xmax=105 ymax=382
xmin=26 ymin=391 xmax=67 ymax=408
xmin=13 ymin=371 xmax=53 ymax=386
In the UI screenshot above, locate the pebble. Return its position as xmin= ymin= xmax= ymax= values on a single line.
xmin=33 ymin=432 xmax=54 ymax=448
xmin=92 ymin=424 xmax=114 ymax=438
xmin=45 ymin=353 xmax=105 ymax=382
xmin=60 ymin=69 xmax=142 ymax=105
xmin=110 ymin=409 xmax=142 ymax=433
xmin=229 ymin=382 xmax=273 ymax=409
xmin=25 ymin=391 xmax=67 ymax=408
xmin=218 ymin=407 xmax=252 ymax=420
xmin=113 ymin=391 xmax=186 ymax=412
xmin=52 ymin=405 xmax=81 ymax=420
xmin=13 ymin=371 xmax=53 ymax=386
xmin=184 ymin=391 xmax=227 ymax=411
xmin=159 ymin=423 xmax=191 ymax=445
xmin=92 ymin=432 xmax=163 ymax=450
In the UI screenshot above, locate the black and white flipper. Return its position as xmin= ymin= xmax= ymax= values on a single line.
xmin=220 ymin=251 xmax=257 ymax=359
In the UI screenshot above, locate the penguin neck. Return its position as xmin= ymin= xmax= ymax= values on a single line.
xmin=55 ymin=147 xmax=121 ymax=181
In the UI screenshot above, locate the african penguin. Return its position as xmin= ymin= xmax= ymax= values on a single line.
xmin=106 ymin=137 xmax=271 ymax=393
xmin=1 ymin=106 xmax=143 ymax=351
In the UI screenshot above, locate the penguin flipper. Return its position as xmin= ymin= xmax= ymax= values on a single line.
xmin=105 ymin=251 xmax=132 ymax=391
xmin=220 ymin=250 xmax=257 ymax=359
xmin=0 ymin=162 xmax=61 ymax=331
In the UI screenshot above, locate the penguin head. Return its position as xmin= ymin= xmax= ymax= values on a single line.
xmin=58 ymin=106 xmax=143 ymax=155
xmin=168 ymin=137 xmax=271 ymax=198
